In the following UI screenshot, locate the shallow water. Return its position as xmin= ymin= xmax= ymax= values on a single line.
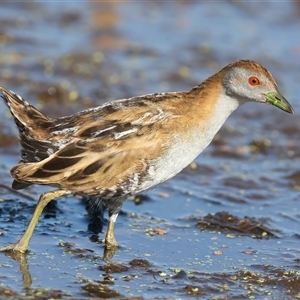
xmin=0 ymin=2 xmax=300 ymax=299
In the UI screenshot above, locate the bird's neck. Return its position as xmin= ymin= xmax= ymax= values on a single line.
xmin=178 ymin=74 xmax=241 ymax=150
xmin=205 ymin=91 xmax=240 ymax=133
xmin=189 ymin=72 xmax=241 ymax=132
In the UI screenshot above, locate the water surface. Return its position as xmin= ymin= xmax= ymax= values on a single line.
xmin=0 ymin=2 xmax=300 ymax=299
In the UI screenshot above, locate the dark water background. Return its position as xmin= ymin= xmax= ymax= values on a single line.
xmin=0 ymin=2 xmax=300 ymax=299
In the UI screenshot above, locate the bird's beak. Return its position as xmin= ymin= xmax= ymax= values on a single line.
xmin=264 ymin=90 xmax=294 ymax=114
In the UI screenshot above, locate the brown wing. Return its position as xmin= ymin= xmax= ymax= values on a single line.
xmin=11 ymin=131 xmax=166 ymax=197
xmin=10 ymin=95 xmax=176 ymax=197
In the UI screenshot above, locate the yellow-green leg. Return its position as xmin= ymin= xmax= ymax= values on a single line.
xmin=0 ymin=189 xmax=69 ymax=253
xmin=104 ymin=213 xmax=118 ymax=249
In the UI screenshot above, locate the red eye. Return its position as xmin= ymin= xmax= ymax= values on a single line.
xmin=248 ymin=76 xmax=260 ymax=86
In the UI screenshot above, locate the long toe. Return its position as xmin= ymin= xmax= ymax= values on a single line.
xmin=0 ymin=242 xmax=28 ymax=253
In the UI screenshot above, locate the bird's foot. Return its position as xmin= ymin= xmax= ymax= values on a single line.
xmin=102 ymin=233 xmax=118 ymax=261
xmin=103 ymin=245 xmax=118 ymax=261
xmin=105 ymin=235 xmax=118 ymax=249
xmin=0 ymin=241 xmax=28 ymax=253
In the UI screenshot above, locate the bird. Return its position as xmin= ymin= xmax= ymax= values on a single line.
xmin=0 ymin=59 xmax=294 ymax=253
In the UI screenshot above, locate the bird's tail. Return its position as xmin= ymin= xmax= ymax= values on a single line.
xmin=1 ymin=87 xmax=53 ymax=140
xmin=1 ymin=87 xmax=56 ymax=189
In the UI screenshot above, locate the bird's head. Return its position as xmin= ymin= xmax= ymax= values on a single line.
xmin=222 ymin=60 xmax=294 ymax=114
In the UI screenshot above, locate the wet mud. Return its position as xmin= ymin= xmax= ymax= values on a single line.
xmin=0 ymin=2 xmax=300 ymax=299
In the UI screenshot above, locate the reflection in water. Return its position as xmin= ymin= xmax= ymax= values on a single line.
xmin=4 ymin=241 xmax=118 ymax=289
xmin=5 ymin=252 xmax=32 ymax=288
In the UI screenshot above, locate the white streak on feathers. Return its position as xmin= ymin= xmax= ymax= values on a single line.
xmin=113 ymin=128 xmax=138 ymax=139
xmin=52 ymin=126 xmax=79 ymax=136
xmin=92 ymin=125 xmax=117 ymax=137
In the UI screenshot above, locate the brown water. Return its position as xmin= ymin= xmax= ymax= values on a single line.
xmin=0 ymin=2 xmax=300 ymax=299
